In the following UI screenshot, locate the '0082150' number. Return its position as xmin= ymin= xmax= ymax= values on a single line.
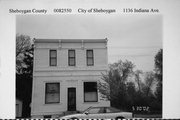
xmin=54 ymin=8 xmax=72 ymax=13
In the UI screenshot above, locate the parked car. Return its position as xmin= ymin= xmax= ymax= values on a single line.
xmin=60 ymin=106 xmax=133 ymax=119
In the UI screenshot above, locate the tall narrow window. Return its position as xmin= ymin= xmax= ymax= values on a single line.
xmin=84 ymin=82 xmax=98 ymax=102
xmin=68 ymin=50 xmax=75 ymax=66
xmin=45 ymin=83 xmax=60 ymax=104
xmin=50 ymin=50 xmax=57 ymax=66
xmin=87 ymin=50 xmax=94 ymax=66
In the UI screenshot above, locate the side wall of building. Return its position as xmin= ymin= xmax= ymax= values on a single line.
xmin=16 ymin=99 xmax=23 ymax=118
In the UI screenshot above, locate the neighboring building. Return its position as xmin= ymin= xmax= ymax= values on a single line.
xmin=31 ymin=39 xmax=110 ymax=118
xmin=16 ymin=98 xmax=23 ymax=118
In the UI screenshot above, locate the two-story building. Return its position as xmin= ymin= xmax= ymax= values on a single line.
xmin=31 ymin=39 xmax=110 ymax=118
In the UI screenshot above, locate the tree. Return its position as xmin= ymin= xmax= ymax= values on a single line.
xmin=154 ymin=49 xmax=163 ymax=111
xmin=154 ymin=49 xmax=162 ymax=82
xmin=126 ymin=81 xmax=137 ymax=109
xmin=21 ymin=47 xmax=33 ymax=75
xmin=142 ymin=71 xmax=156 ymax=97
xmin=16 ymin=34 xmax=33 ymax=117
xmin=134 ymin=70 xmax=143 ymax=93
xmin=98 ymin=59 xmax=162 ymax=113
xmin=98 ymin=60 xmax=135 ymax=110
xmin=16 ymin=34 xmax=32 ymax=74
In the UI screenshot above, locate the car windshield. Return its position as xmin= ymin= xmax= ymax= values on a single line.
xmin=82 ymin=107 xmax=92 ymax=113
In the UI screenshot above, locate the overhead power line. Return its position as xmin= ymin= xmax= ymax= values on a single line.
xmin=109 ymin=46 xmax=162 ymax=49
xmin=109 ymin=54 xmax=155 ymax=57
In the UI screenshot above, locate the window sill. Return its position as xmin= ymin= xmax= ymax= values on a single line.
xmin=44 ymin=102 xmax=62 ymax=105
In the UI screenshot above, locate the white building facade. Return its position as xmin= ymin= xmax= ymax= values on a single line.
xmin=31 ymin=39 xmax=110 ymax=118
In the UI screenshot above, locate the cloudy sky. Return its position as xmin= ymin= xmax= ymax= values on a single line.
xmin=16 ymin=15 xmax=162 ymax=72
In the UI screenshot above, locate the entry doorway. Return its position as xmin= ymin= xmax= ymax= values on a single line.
xmin=67 ymin=87 xmax=76 ymax=111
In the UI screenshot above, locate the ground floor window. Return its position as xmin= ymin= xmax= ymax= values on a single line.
xmin=84 ymin=82 xmax=98 ymax=102
xmin=45 ymin=83 xmax=60 ymax=104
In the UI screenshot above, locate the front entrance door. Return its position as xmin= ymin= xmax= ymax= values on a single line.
xmin=67 ymin=87 xmax=76 ymax=111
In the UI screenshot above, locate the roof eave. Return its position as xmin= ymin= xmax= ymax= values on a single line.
xmin=34 ymin=38 xmax=108 ymax=43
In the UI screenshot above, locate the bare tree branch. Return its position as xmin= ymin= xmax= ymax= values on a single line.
xmin=16 ymin=34 xmax=32 ymax=74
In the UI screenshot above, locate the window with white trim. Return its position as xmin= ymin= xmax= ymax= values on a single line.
xmin=68 ymin=50 xmax=76 ymax=66
xmin=86 ymin=50 xmax=94 ymax=66
xmin=45 ymin=83 xmax=60 ymax=104
xmin=84 ymin=82 xmax=98 ymax=102
xmin=49 ymin=50 xmax=57 ymax=66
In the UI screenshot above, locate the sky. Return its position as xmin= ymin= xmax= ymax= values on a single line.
xmin=16 ymin=15 xmax=162 ymax=72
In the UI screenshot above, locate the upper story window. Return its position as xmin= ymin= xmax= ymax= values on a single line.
xmin=68 ymin=50 xmax=76 ymax=66
xmin=87 ymin=50 xmax=94 ymax=66
xmin=49 ymin=50 xmax=57 ymax=66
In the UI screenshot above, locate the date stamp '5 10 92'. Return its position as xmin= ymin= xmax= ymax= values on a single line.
xmin=132 ymin=106 xmax=150 ymax=112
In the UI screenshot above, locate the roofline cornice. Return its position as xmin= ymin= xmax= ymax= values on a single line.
xmin=34 ymin=38 xmax=108 ymax=43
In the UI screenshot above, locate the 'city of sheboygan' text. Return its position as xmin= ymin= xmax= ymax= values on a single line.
xmin=78 ymin=8 xmax=116 ymax=14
